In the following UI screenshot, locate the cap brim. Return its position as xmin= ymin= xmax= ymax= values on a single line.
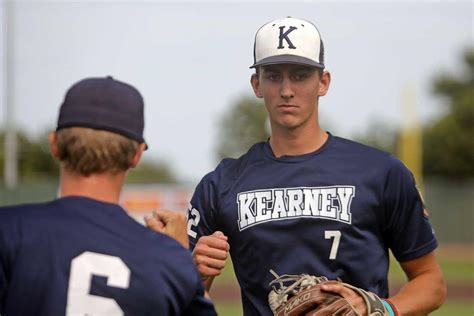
xmin=250 ymin=55 xmax=324 ymax=69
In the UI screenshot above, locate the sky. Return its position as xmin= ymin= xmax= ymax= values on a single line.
xmin=0 ymin=0 xmax=472 ymax=184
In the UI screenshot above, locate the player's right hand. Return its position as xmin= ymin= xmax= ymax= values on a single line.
xmin=192 ymin=231 xmax=230 ymax=279
xmin=145 ymin=210 xmax=189 ymax=248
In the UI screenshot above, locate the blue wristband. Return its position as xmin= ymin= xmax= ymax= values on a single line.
xmin=382 ymin=300 xmax=395 ymax=316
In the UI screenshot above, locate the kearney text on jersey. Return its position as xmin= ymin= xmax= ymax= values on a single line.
xmin=237 ymin=186 xmax=355 ymax=231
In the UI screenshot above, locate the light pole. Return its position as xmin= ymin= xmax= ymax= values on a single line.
xmin=3 ymin=0 xmax=18 ymax=189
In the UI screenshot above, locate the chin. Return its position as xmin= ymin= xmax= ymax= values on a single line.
xmin=277 ymin=120 xmax=302 ymax=130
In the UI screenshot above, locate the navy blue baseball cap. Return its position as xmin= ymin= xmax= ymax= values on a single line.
xmin=56 ymin=76 xmax=147 ymax=148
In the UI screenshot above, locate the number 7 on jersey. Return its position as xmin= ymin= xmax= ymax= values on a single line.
xmin=325 ymin=230 xmax=341 ymax=260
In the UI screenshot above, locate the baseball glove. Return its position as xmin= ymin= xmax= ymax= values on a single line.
xmin=268 ymin=270 xmax=388 ymax=316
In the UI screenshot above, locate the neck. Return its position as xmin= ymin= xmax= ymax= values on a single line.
xmin=269 ymin=124 xmax=328 ymax=158
xmin=58 ymin=168 xmax=126 ymax=204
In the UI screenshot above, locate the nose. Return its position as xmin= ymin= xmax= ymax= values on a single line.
xmin=280 ymin=77 xmax=294 ymax=99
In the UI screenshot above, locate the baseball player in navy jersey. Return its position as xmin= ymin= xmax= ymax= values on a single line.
xmin=0 ymin=77 xmax=216 ymax=315
xmin=186 ymin=17 xmax=446 ymax=315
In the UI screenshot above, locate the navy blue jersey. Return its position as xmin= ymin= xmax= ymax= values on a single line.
xmin=188 ymin=134 xmax=437 ymax=316
xmin=0 ymin=196 xmax=216 ymax=316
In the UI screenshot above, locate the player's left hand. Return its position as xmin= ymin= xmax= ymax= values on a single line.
xmin=268 ymin=271 xmax=389 ymax=316
xmin=320 ymin=281 xmax=367 ymax=315
xmin=145 ymin=210 xmax=189 ymax=248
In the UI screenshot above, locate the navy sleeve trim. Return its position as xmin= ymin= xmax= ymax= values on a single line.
xmin=393 ymin=239 xmax=438 ymax=262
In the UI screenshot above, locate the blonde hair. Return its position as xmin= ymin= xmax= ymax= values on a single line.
xmin=55 ymin=127 xmax=139 ymax=175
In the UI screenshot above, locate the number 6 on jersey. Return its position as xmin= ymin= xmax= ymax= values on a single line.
xmin=66 ymin=252 xmax=130 ymax=315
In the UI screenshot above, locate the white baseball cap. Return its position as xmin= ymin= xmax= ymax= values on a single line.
xmin=250 ymin=17 xmax=325 ymax=69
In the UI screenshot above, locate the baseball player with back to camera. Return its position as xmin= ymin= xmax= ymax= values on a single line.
xmin=0 ymin=77 xmax=217 ymax=315
xmin=185 ymin=17 xmax=447 ymax=316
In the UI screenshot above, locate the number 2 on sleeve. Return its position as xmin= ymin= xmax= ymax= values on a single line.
xmin=187 ymin=208 xmax=201 ymax=238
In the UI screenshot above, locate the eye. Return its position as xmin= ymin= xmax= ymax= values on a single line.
xmin=266 ymin=73 xmax=281 ymax=81
xmin=294 ymin=72 xmax=309 ymax=81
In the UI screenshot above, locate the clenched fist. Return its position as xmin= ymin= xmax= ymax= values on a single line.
xmin=192 ymin=231 xmax=230 ymax=280
xmin=145 ymin=210 xmax=189 ymax=248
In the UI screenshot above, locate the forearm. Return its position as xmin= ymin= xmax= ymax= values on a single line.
xmin=203 ymin=275 xmax=215 ymax=292
xmin=389 ymin=268 xmax=446 ymax=315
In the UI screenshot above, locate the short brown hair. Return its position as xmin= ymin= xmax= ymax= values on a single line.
xmin=55 ymin=127 xmax=139 ymax=176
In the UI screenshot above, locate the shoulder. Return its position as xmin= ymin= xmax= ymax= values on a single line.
xmin=0 ymin=201 xmax=46 ymax=213
xmin=0 ymin=201 xmax=54 ymax=224
xmin=218 ymin=142 xmax=266 ymax=177
xmin=200 ymin=142 xmax=266 ymax=185
xmin=327 ymin=136 xmax=416 ymax=186
xmin=332 ymin=136 xmax=390 ymax=157
xmin=0 ymin=199 xmax=89 ymax=227
xmin=0 ymin=202 xmax=56 ymax=250
xmin=332 ymin=135 xmax=404 ymax=170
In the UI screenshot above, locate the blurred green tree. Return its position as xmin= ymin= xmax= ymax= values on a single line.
xmin=354 ymin=48 xmax=474 ymax=180
xmin=0 ymin=130 xmax=177 ymax=184
xmin=0 ymin=130 xmax=58 ymax=181
xmin=352 ymin=119 xmax=398 ymax=154
xmin=215 ymin=96 xmax=270 ymax=160
xmin=126 ymin=160 xmax=177 ymax=184
xmin=423 ymin=48 xmax=474 ymax=179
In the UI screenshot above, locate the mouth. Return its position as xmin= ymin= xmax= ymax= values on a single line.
xmin=278 ymin=104 xmax=298 ymax=108
xmin=277 ymin=104 xmax=298 ymax=112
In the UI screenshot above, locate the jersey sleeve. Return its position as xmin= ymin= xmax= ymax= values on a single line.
xmin=187 ymin=172 xmax=220 ymax=250
xmin=182 ymin=272 xmax=217 ymax=316
xmin=0 ymin=231 xmax=6 ymax=311
xmin=382 ymin=156 xmax=438 ymax=262
xmin=0 ymin=211 xmax=12 ymax=311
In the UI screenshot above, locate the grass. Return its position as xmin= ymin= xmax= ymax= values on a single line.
xmin=214 ymin=301 xmax=243 ymax=316
xmin=431 ymin=299 xmax=474 ymax=316
xmin=388 ymin=249 xmax=474 ymax=284
xmin=216 ymin=259 xmax=238 ymax=282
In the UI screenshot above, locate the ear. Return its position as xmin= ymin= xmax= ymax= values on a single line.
xmin=130 ymin=143 xmax=147 ymax=168
xmin=250 ymin=74 xmax=263 ymax=99
xmin=318 ymin=71 xmax=331 ymax=96
xmin=48 ymin=131 xmax=59 ymax=159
